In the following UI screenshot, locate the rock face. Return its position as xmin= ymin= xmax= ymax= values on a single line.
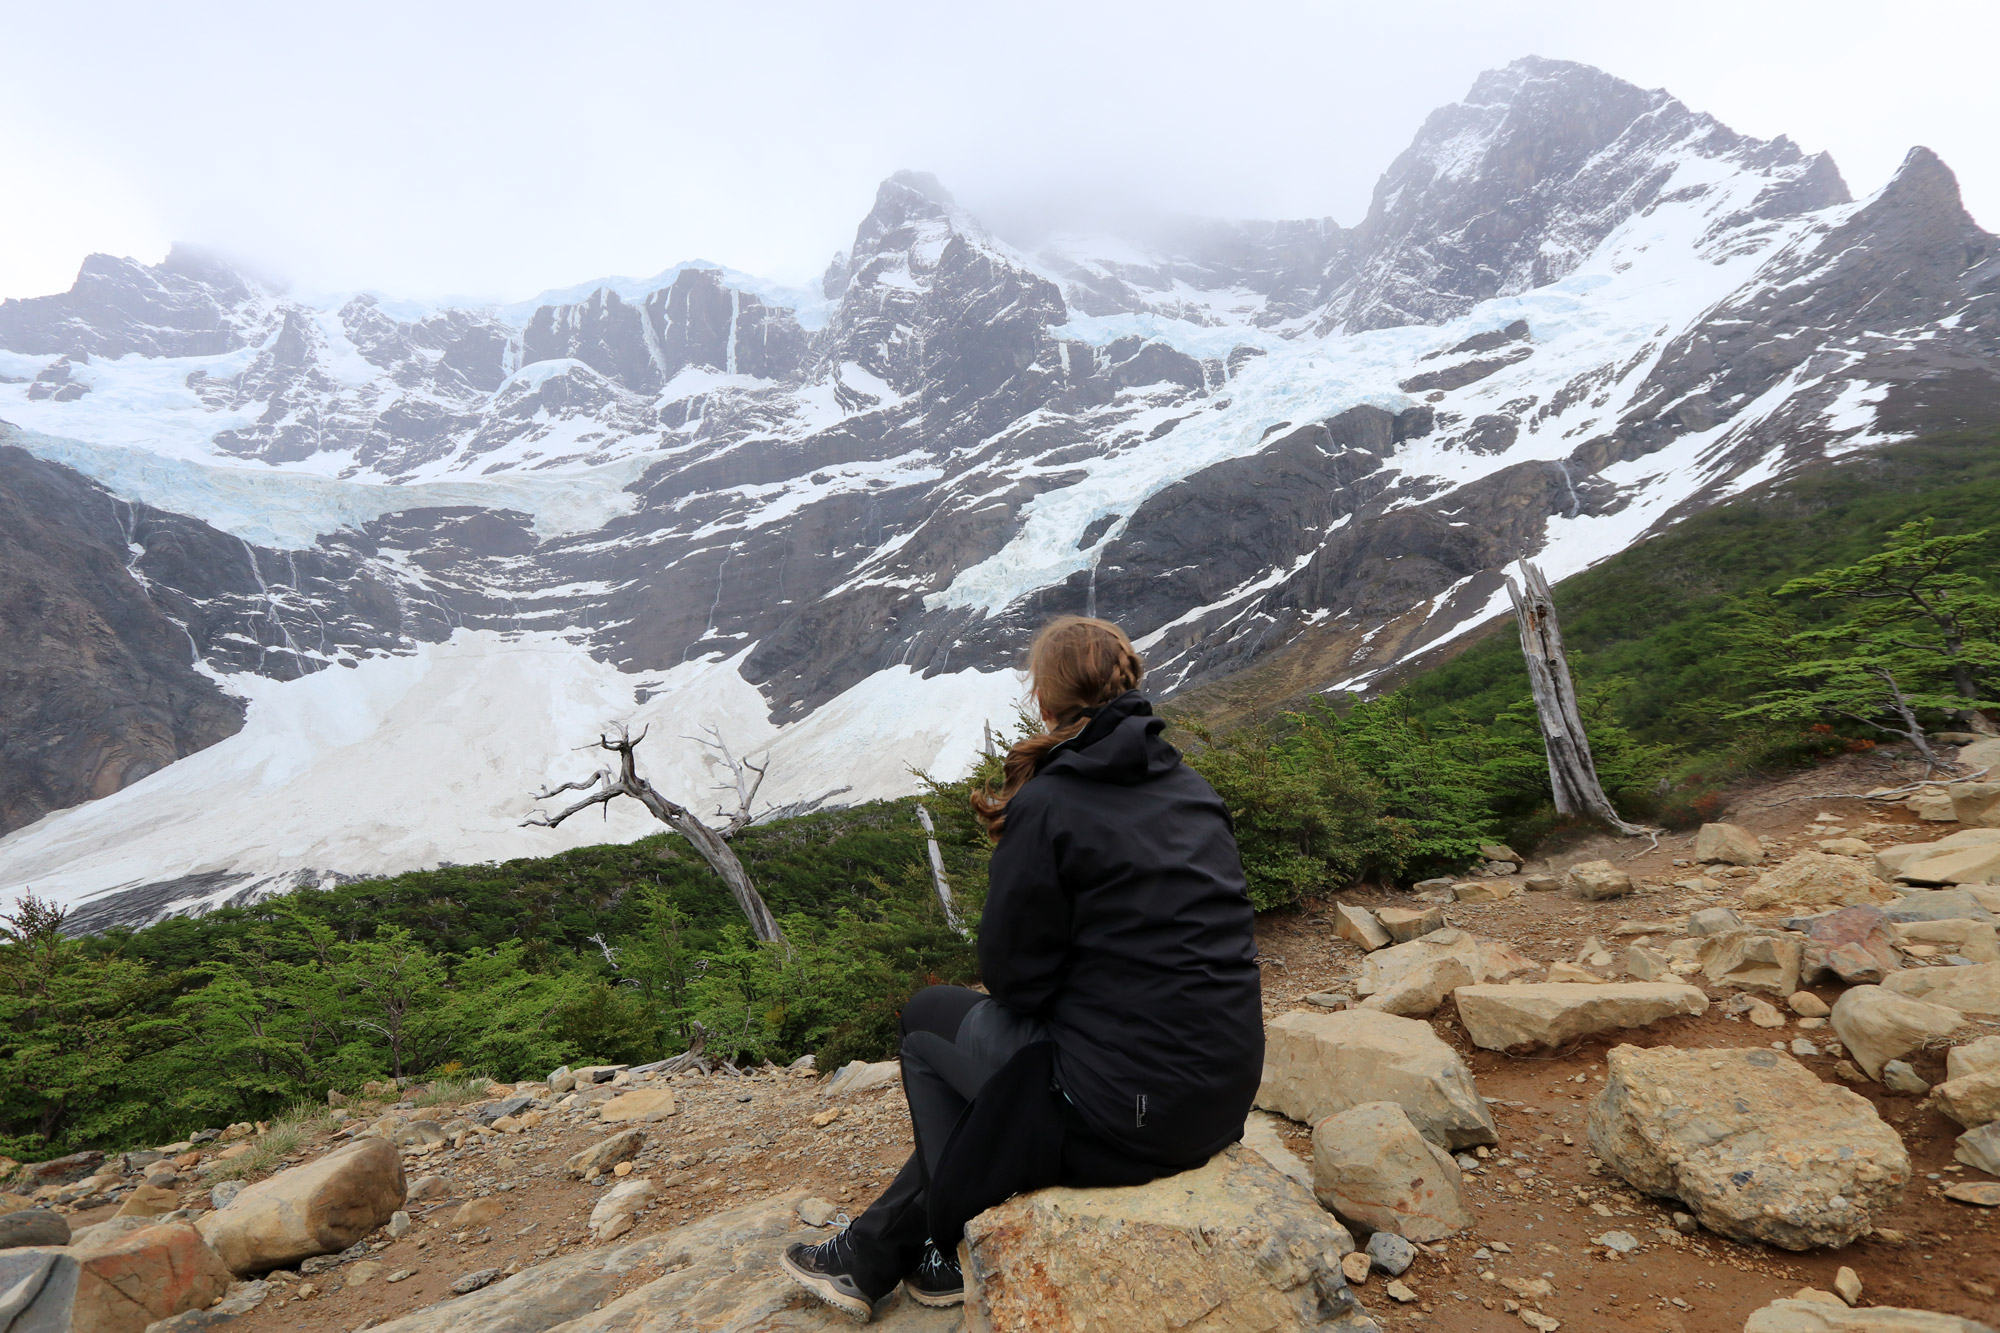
xmin=0 ymin=1248 xmax=78 ymax=1333
xmin=1565 ymin=860 xmax=1632 ymax=900
xmin=1744 ymin=1299 xmax=1997 ymax=1332
xmin=364 ymin=1191 xmax=959 ymax=1333
xmin=1831 ymin=985 xmax=1966 ymax=1078
xmin=1587 ymin=1045 xmax=1909 ymax=1250
xmin=1258 ymin=1010 xmax=1497 ymax=1149
xmin=1694 ymin=823 xmax=1763 ymax=865
xmin=1882 ymin=961 xmax=2000 ymax=1015
xmin=1454 ymin=982 xmax=1708 ymax=1051
xmin=64 ymin=1221 xmax=234 ymax=1333
xmin=195 ymin=1136 xmax=405 ymax=1275
xmin=963 ymin=1145 xmax=1376 ymax=1331
xmin=1743 ymin=853 xmax=1899 ymax=911
xmin=1310 ymin=1103 xmax=1470 ymax=1242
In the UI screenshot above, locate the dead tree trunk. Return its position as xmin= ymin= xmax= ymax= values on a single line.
xmin=915 ymin=804 xmax=967 ymax=937
xmin=525 ymin=725 xmax=786 ymax=946
xmin=1505 ymin=561 xmax=1649 ymax=836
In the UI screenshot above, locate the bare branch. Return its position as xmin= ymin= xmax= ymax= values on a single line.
xmin=587 ymin=933 xmax=619 ymax=969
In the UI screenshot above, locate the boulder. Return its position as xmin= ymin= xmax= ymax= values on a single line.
xmin=17 ymin=1151 xmax=101 ymax=1189
xmin=1375 ymin=906 xmax=1444 ymax=943
xmin=1877 ymin=829 xmax=2000 ymax=880
xmin=1686 ymin=906 xmax=1745 ymax=937
xmin=0 ymin=1249 xmax=78 ymax=1333
xmin=1257 ymin=1010 xmax=1497 ymax=1149
xmin=1884 ymin=889 xmax=1998 ymax=924
xmin=1803 ymin=905 xmax=1902 ymax=973
xmin=1895 ymin=918 xmax=2000 ymax=962
xmin=598 ymin=1089 xmax=677 ymax=1124
xmin=1911 ymin=790 xmax=1960 ymax=821
xmin=1830 ymin=986 xmax=1966 ymax=1080
xmin=1882 ymin=961 xmax=2000 ymax=1015
xmin=1948 ymin=1034 xmax=2000 ymax=1081
xmin=1949 ymin=781 xmax=2000 ymax=828
xmin=65 ymin=1221 xmax=233 ymax=1333
xmin=1744 ymin=1298 xmax=1997 ymax=1332
xmin=1310 ymin=1102 xmax=1470 ymax=1242
xmin=472 ymin=1096 xmax=534 ymax=1126
xmin=1587 ymin=1045 xmax=1909 ymax=1250
xmin=566 ymin=1129 xmax=646 ymax=1179
xmin=1625 ymin=945 xmax=1671 ymax=981
xmin=1931 ymin=1071 xmax=2000 ymax=1128
xmin=1957 ymin=1121 xmax=2000 ymax=1175
xmin=823 ymin=1060 xmax=900 ymax=1097
xmin=588 ymin=1178 xmax=654 ymax=1243
xmin=1825 ymin=941 xmax=1887 ymax=985
xmin=1565 ymin=860 xmax=1632 ymax=900
xmin=1356 ymin=956 xmax=1476 ymax=1018
xmin=963 ymin=1144 xmax=1376 ymax=1331
xmin=1333 ymin=904 xmax=1391 ymax=952
xmin=1454 ymin=983 xmax=1709 ymax=1052
xmin=1698 ymin=930 xmax=1803 ymax=996
xmin=547 ymin=1065 xmax=577 ymax=1095
xmin=1694 ymin=823 xmax=1763 ymax=866
xmin=1743 ymin=853 xmax=1899 ymax=911
xmin=0 ymin=1210 xmax=67 ymax=1250
xmin=1451 ymin=880 xmax=1516 ymax=904
xmin=194 ymin=1136 xmax=405 ymax=1275
xmin=1899 ymin=842 xmax=2000 ymax=886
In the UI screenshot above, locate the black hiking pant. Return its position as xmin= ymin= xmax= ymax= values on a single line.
xmin=840 ymin=985 xmax=1189 ymax=1296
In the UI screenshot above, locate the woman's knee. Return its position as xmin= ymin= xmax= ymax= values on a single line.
xmin=900 ymin=984 xmax=982 ymax=1042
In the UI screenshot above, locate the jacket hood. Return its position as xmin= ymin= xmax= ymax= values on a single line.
xmin=1037 ymin=691 xmax=1182 ymax=786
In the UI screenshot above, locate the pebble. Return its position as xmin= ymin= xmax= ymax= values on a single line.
xmin=1834 ymin=1265 xmax=1863 ymax=1306
xmin=1341 ymin=1251 xmax=1372 ymax=1284
xmin=1882 ymin=1060 xmax=1931 ymax=1095
xmin=1787 ymin=992 xmax=1831 ymax=1018
xmin=385 ymin=1270 xmax=414 ymax=1283
xmin=1746 ymin=999 xmax=1785 ymax=1029
xmin=1593 ymin=1230 xmax=1639 ymax=1254
xmin=1790 ymin=1039 xmax=1819 ymax=1057
xmin=386 ymin=1211 xmax=412 ymax=1239
xmin=1385 ymin=1279 xmax=1418 ymax=1303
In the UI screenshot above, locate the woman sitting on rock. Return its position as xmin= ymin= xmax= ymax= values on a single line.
xmin=781 ymin=614 xmax=1265 ymax=1318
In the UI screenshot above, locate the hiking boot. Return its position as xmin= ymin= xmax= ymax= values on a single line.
xmin=904 ymin=1241 xmax=965 ymax=1308
xmin=780 ymin=1232 xmax=890 ymax=1321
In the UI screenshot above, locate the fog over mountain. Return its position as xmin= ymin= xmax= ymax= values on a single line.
xmin=2 ymin=56 xmax=1996 ymax=929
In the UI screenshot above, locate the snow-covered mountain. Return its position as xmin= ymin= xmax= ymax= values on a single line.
xmin=3 ymin=56 xmax=1996 ymax=928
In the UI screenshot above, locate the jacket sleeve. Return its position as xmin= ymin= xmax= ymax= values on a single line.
xmin=977 ymin=788 xmax=1073 ymax=1017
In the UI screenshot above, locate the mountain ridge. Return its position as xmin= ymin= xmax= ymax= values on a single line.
xmin=2 ymin=55 xmax=1996 ymax=927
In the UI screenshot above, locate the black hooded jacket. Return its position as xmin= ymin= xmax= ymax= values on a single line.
xmin=978 ymin=691 xmax=1263 ymax=1165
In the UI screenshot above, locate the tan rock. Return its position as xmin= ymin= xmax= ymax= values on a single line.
xmin=1947 ymin=1034 xmax=2000 ymax=1081
xmin=823 ymin=1059 xmax=900 ymax=1097
xmin=1744 ymin=1297 xmax=1996 ymax=1331
xmin=588 ymin=1178 xmax=654 ymax=1242
xmin=346 ymin=1259 xmax=383 ymax=1287
xmin=1545 ymin=960 xmax=1608 ymax=984
xmin=113 ymin=1182 xmax=179 ymax=1219
xmin=1899 ymin=842 xmax=2000 ymax=886
xmin=1566 ymin=859 xmax=1633 ymax=900
xmin=1788 ymin=991 xmax=1832 ymax=1018
xmin=1911 ymin=790 xmax=1960 ymax=821
xmin=1455 ymin=982 xmax=1708 ymax=1052
xmin=1931 ymin=1071 xmax=2000 ymax=1128
xmin=1698 ymin=930 xmax=1803 ymax=996
xmin=194 ymin=1136 xmax=405 ymax=1276
xmin=1882 ymin=961 xmax=2000 ymax=1016
xmin=1357 ymin=955 xmax=1477 ymax=1018
xmin=453 ymin=1196 xmax=505 ymax=1228
xmin=1238 ymin=1111 xmax=1313 ymax=1191
xmin=1257 ymin=1009 xmax=1497 ymax=1148
xmin=64 ymin=1221 xmax=233 ymax=1333
xmin=1624 ymin=945 xmax=1671 ymax=981
xmin=1377 ymin=905 xmax=1445 ymax=943
xmin=962 ymin=1145 xmax=1367 ymax=1331
xmin=1747 ymin=998 xmax=1786 ymax=1028
xmin=1894 ymin=918 xmax=2000 ymax=961
xmin=598 ymin=1089 xmax=678 ymax=1123
xmin=1744 ymin=852 xmax=1899 ymax=911
xmin=1587 ymin=1045 xmax=1909 ymax=1250
xmin=1311 ymin=1102 xmax=1470 ymax=1242
xmin=1452 ymin=880 xmax=1517 ymax=903
xmin=566 ymin=1128 xmax=646 ymax=1179
xmin=1949 ymin=781 xmax=2000 ymax=828
xmin=1875 ymin=829 xmax=2000 ymax=879
xmin=1333 ymin=903 xmax=1391 ymax=952
xmin=1694 ymin=823 xmax=1763 ymax=866
xmin=1830 ymin=985 xmax=1966 ymax=1079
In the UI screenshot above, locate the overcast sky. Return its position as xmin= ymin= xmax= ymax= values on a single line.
xmin=3 ymin=0 xmax=1995 ymax=304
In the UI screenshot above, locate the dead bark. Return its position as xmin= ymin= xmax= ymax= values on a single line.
xmin=915 ymin=804 xmax=967 ymax=937
xmin=1505 ymin=560 xmax=1650 ymax=837
xmin=524 ymin=725 xmax=787 ymax=947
